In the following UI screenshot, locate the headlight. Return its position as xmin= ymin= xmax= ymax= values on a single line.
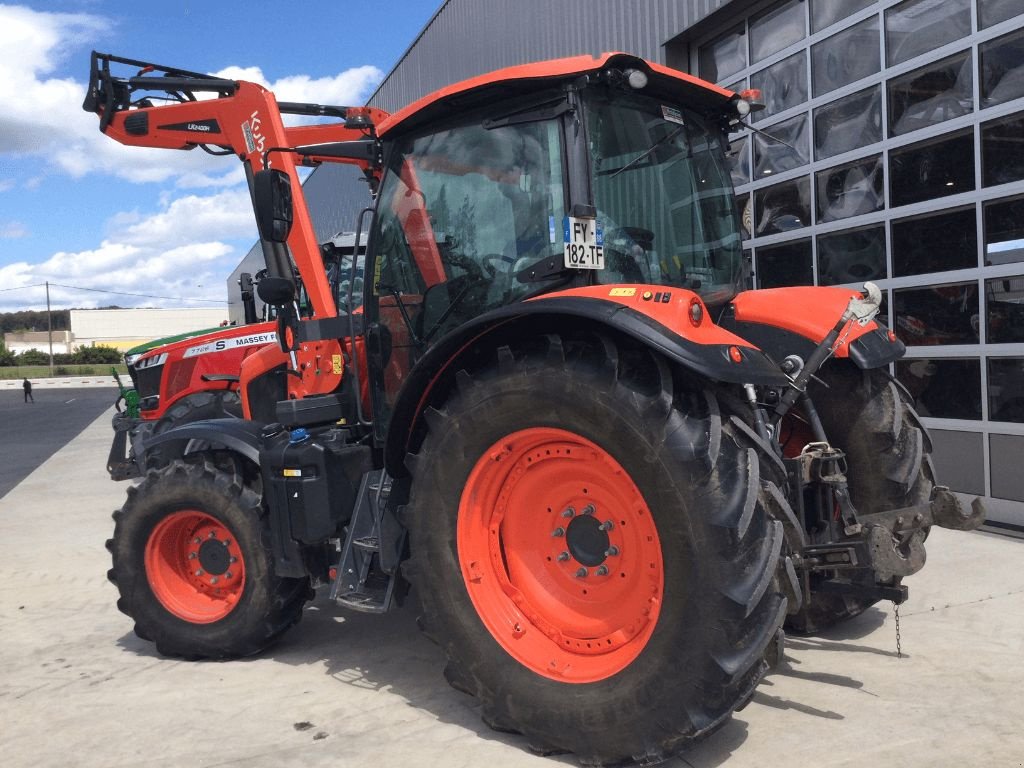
xmin=135 ymin=352 xmax=167 ymax=370
xmin=124 ymin=354 xmax=140 ymax=366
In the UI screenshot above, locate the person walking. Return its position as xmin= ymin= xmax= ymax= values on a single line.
xmin=23 ymin=378 xmax=33 ymax=403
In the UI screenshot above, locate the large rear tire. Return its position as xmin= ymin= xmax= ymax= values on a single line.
xmin=403 ymin=334 xmax=787 ymax=765
xmin=786 ymin=364 xmax=934 ymax=634
xmin=107 ymin=454 xmax=311 ymax=658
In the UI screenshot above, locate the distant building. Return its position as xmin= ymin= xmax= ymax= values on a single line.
xmin=4 ymin=330 xmax=74 ymax=354
xmin=70 ymin=308 xmax=230 ymax=351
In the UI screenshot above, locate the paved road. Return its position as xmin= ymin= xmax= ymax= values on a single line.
xmin=0 ymin=387 xmax=117 ymax=499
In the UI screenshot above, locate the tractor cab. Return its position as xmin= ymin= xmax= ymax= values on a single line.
xmin=339 ymin=57 xmax=755 ymax=437
xmin=365 ymin=60 xmax=746 ymax=344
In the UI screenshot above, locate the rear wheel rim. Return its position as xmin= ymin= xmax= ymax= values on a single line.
xmin=145 ymin=510 xmax=246 ymax=623
xmin=458 ymin=427 xmax=663 ymax=683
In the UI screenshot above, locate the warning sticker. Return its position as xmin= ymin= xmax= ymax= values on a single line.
xmin=563 ymin=216 xmax=604 ymax=270
xmin=661 ymin=106 xmax=685 ymax=125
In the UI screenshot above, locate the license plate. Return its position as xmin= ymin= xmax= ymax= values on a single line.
xmin=563 ymin=216 xmax=604 ymax=270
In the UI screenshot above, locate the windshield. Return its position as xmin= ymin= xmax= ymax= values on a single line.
xmin=584 ymin=89 xmax=744 ymax=304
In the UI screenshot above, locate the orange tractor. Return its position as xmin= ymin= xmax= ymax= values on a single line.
xmin=85 ymin=51 xmax=983 ymax=765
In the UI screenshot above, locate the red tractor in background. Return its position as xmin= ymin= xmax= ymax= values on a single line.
xmin=107 ymin=232 xmax=363 ymax=480
xmin=85 ymin=51 xmax=983 ymax=765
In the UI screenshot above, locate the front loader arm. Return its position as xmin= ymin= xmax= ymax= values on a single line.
xmin=82 ymin=51 xmax=385 ymax=319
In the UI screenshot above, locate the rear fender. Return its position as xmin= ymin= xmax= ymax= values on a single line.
xmin=383 ymin=286 xmax=790 ymax=476
xmin=725 ymin=287 xmax=904 ymax=369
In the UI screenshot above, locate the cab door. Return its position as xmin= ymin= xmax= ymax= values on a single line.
xmin=364 ymin=116 xmax=568 ymax=439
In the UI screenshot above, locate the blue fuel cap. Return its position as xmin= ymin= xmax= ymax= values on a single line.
xmin=289 ymin=427 xmax=310 ymax=444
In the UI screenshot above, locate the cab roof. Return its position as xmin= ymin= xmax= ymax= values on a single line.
xmin=376 ymin=52 xmax=734 ymax=138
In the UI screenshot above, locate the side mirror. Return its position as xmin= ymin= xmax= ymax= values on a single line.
xmin=253 ymin=169 xmax=294 ymax=243
xmin=257 ymin=276 xmax=296 ymax=306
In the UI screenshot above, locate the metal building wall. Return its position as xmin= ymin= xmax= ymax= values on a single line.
xmin=70 ymin=308 xmax=229 ymax=347
xmin=369 ymin=0 xmax=734 ymax=113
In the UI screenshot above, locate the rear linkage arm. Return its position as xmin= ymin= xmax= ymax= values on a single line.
xmin=741 ymin=283 xmax=984 ymax=606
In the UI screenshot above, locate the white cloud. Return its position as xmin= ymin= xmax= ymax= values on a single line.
xmin=116 ymin=188 xmax=256 ymax=248
xmin=0 ymin=220 xmax=28 ymax=238
xmin=0 ymin=4 xmax=384 ymax=314
xmin=0 ymin=188 xmax=255 ymax=311
xmin=214 ymin=65 xmax=384 ymax=116
xmin=0 ymin=5 xmax=383 ymax=186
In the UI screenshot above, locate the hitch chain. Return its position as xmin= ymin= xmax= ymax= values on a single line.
xmin=894 ymin=602 xmax=902 ymax=659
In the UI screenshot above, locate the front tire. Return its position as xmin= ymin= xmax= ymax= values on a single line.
xmin=403 ymin=335 xmax=787 ymax=765
xmin=107 ymin=454 xmax=310 ymax=658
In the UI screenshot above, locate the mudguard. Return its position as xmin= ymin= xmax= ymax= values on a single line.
xmin=383 ymin=285 xmax=790 ymax=476
xmin=142 ymin=417 xmax=265 ymax=464
xmin=724 ymin=287 xmax=904 ymax=369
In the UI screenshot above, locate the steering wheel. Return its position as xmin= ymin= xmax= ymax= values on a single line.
xmin=445 ymin=250 xmax=486 ymax=281
xmin=481 ymin=254 xmax=507 ymax=278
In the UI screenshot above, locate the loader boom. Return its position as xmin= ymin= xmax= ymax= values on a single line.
xmin=83 ymin=51 xmax=387 ymax=320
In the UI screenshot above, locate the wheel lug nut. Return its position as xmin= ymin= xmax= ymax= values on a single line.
xmin=596 ymin=566 xmax=609 ymax=576
xmin=561 ymin=507 xmax=575 ymax=518
xmin=551 ymin=527 xmax=565 ymax=537
xmin=223 ymin=540 xmax=231 ymax=547
xmin=599 ymin=520 xmax=614 ymax=531
xmin=605 ymin=546 xmax=620 ymax=557
xmin=582 ymin=504 xmax=595 ymax=516
xmin=575 ymin=567 xmax=588 ymax=578
xmin=557 ymin=551 xmax=570 ymax=562
xmin=195 ymin=569 xmax=203 ymax=577
xmin=193 ymin=537 xmax=201 ymax=545
xmin=188 ymin=552 xmax=197 ymax=559
xmin=210 ymin=576 xmax=218 ymax=584
xmin=208 ymin=532 xmax=216 ymax=539
xmin=229 ymin=556 xmax=237 ymax=564
xmin=225 ymin=571 xmax=233 ymax=579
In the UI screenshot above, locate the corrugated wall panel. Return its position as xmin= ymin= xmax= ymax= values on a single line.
xmin=369 ymin=0 xmax=733 ymax=114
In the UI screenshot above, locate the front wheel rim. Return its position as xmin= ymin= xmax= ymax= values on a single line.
xmin=145 ymin=510 xmax=246 ymax=623
xmin=458 ymin=427 xmax=664 ymax=683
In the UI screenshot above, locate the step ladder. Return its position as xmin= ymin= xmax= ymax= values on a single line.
xmin=330 ymin=469 xmax=405 ymax=613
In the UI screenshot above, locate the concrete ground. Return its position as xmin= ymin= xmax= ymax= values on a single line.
xmin=1 ymin=407 xmax=1022 ymax=768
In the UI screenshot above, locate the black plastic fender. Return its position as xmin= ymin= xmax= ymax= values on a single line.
xmin=142 ymin=417 xmax=265 ymax=464
xmin=718 ymin=311 xmax=905 ymax=371
xmin=382 ymin=297 xmax=790 ymax=477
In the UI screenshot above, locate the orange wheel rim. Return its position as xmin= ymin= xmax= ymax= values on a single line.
xmin=458 ymin=427 xmax=663 ymax=683
xmin=144 ymin=510 xmax=246 ymax=623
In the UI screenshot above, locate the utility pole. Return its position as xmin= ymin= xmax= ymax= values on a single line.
xmin=46 ymin=280 xmax=54 ymax=377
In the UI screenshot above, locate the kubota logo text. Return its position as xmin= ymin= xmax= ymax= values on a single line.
xmin=242 ymin=111 xmax=265 ymax=154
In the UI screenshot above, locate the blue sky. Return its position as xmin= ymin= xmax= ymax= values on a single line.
xmin=0 ymin=1 xmax=441 ymax=312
